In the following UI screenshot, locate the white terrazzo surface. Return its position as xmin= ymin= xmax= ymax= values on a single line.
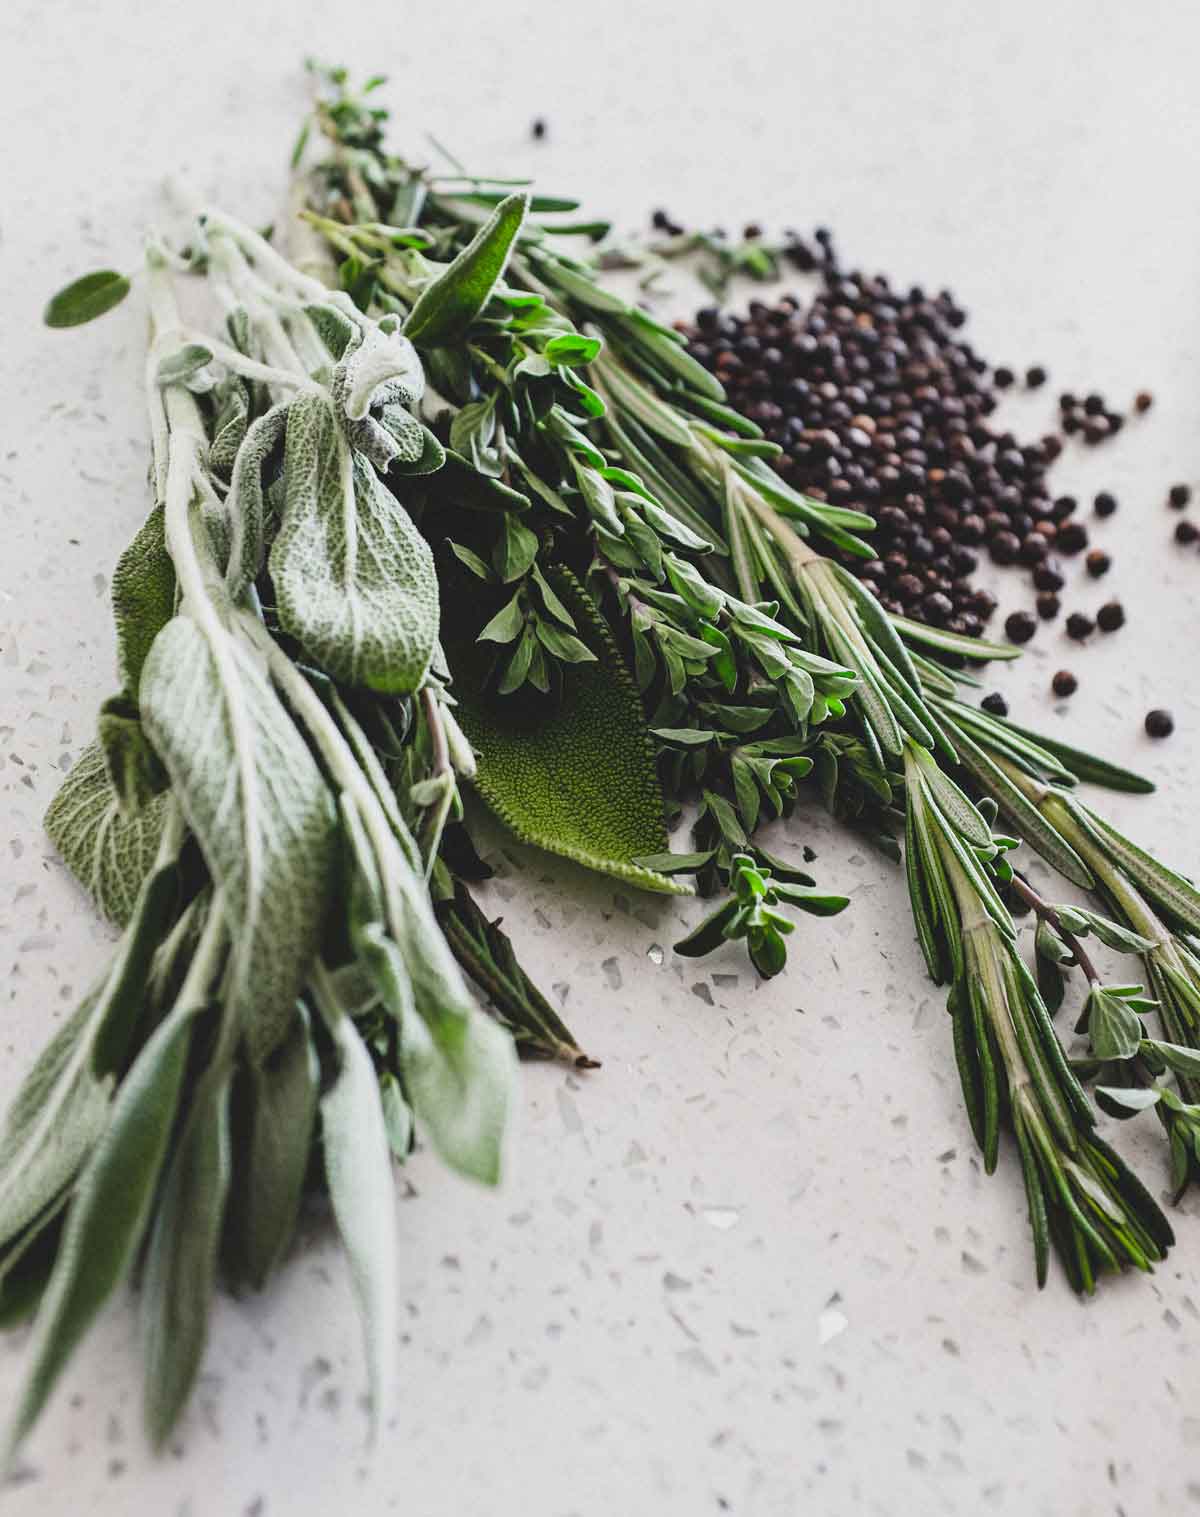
xmin=2 ymin=2 xmax=1199 ymax=1512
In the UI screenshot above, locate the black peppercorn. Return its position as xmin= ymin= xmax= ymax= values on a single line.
xmin=1145 ymin=709 xmax=1174 ymax=739
xmin=1096 ymin=601 xmax=1125 ymax=632
xmin=1085 ymin=549 xmax=1112 ymax=578
xmin=1052 ymin=670 xmax=1077 ymax=697
xmin=1175 ymin=519 xmax=1199 ymax=545
xmin=989 ymin=531 xmax=1021 ymax=565
xmin=1083 ymin=393 xmax=1105 ymax=416
xmin=994 ymin=366 xmax=1015 ymax=388
xmin=531 ymin=117 xmax=547 ymax=140
xmin=1019 ymin=532 xmax=1049 ymax=565
xmin=1033 ymin=561 xmax=1065 ymax=592
xmin=1052 ymin=495 xmax=1077 ymax=521
xmin=1056 ymin=523 xmax=1089 ymax=555
xmin=981 ymin=692 xmax=1009 ymax=717
xmin=1005 ymin=610 xmax=1037 ymax=644
xmin=1036 ymin=592 xmax=1061 ymax=619
xmin=922 ymin=591 xmax=954 ymax=622
xmin=1093 ymin=491 xmax=1117 ymax=517
xmin=1134 ymin=391 xmax=1153 ymax=413
xmin=1025 ymin=366 xmax=1047 ymax=389
xmin=1169 ymin=484 xmax=1192 ymax=508
xmin=1066 ymin=611 xmax=1095 ymax=640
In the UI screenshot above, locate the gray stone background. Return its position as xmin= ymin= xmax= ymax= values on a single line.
xmin=1 ymin=1 xmax=1198 ymax=1512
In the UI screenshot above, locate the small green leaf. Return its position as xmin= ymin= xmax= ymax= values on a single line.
xmin=544 ymin=333 xmax=602 ymax=367
xmin=478 ymin=591 xmax=525 ymax=644
xmin=157 ymin=344 xmax=214 ymax=386
xmin=111 ymin=505 xmax=176 ymax=692
xmin=44 ymin=270 xmax=131 ymax=328
xmin=404 ymin=193 xmax=530 ymax=348
xmin=97 ymin=695 xmax=168 ymax=813
xmin=493 ymin=515 xmax=539 ymax=583
xmin=234 ymin=1011 xmax=320 ymax=1288
xmin=141 ymin=1075 xmax=231 ymax=1447
xmin=447 ymin=541 xmax=494 ymax=581
xmin=1085 ymin=986 xmax=1144 ymax=1061
xmin=7 ymin=996 xmax=197 ymax=1459
xmin=534 ymin=620 xmax=597 ymax=664
xmin=674 ymin=899 xmax=741 ymax=957
xmin=317 ymin=1005 xmax=398 ymax=1441
xmin=1095 ymin=1085 xmax=1162 ymax=1119
xmin=45 ymin=743 xmax=171 ymax=927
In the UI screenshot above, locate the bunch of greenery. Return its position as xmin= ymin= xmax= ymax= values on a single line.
xmin=10 ymin=59 xmax=1199 ymax=1453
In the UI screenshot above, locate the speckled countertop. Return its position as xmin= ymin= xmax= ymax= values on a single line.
xmin=2 ymin=2 xmax=1199 ymax=1513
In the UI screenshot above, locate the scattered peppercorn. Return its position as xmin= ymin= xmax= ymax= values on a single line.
xmin=1086 ymin=549 xmax=1112 ymax=578
xmin=1066 ymin=612 xmax=1095 ymax=640
xmin=1056 ymin=522 xmax=1089 ymax=555
xmin=1175 ymin=519 xmax=1199 ymax=545
xmin=1005 ymin=610 xmax=1037 ymax=644
xmin=531 ymin=117 xmax=547 ymax=140
xmin=682 ymin=227 xmax=1144 ymax=637
xmin=1096 ymin=601 xmax=1125 ymax=632
xmin=1145 ymin=709 xmax=1174 ymax=739
xmin=1134 ymin=391 xmax=1153 ymax=413
xmin=981 ymin=692 xmax=1009 ymax=716
xmin=1169 ymin=484 xmax=1192 ymax=508
xmin=1036 ymin=592 xmax=1061 ymax=619
xmin=1093 ymin=491 xmax=1117 ymax=518
xmin=1052 ymin=670 xmax=1078 ymax=697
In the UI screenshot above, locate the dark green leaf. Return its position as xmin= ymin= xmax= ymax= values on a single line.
xmin=44 ymin=271 xmax=131 ymax=329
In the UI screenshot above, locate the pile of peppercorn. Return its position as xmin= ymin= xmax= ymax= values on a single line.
xmin=674 ymin=227 xmax=1165 ymax=643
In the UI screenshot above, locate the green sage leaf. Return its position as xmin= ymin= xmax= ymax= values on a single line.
xmin=447 ymin=566 xmax=690 ymax=895
xmin=271 ymin=394 xmax=439 ymax=694
xmin=45 ymin=742 xmax=171 ymax=926
xmin=7 ymin=996 xmax=197 ymax=1458
xmin=139 ymin=617 xmax=336 ymax=1062
xmin=141 ymin=1075 xmax=232 ymax=1447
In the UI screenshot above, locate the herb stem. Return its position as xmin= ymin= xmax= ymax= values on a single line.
xmin=1007 ymin=874 xmax=1102 ymax=986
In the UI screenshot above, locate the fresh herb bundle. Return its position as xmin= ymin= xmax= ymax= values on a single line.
xmin=291 ymin=63 xmax=1193 ymax=1286
xmin=11 ymin=58 xmax=1200 ymax=1457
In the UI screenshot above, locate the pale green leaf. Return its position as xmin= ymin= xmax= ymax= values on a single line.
xmin=45 ymin=742 xmax=171 ymax=926
xmin=271 ymin=393 xmax=439 ymax=694
xmin=141 ymin=1075 xmax=232 ymax=1447
xmin=139 ymin=617 xmax=336 ymax=1062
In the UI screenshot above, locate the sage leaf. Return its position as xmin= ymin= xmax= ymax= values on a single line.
xmin=45 ymin=742 xmax=171 ymax=926
xmin=111 ymin=505 xmax=176 ymax=692
xmin=403 ymin=193 xmax=529 ymax=349
xmin=44 ymin=270 xmax=131 ymax=328
xmin=271 ymin=393 xmax=439 ymax=694
xmin=224 ymin=403 xmax=290 ymax=599
xmin=235 ymin=1011 xmax=320 ymax=1288
xmin=318 ymin=1008 xmax=398 ymax=1440
xmin=0 ymin=999 xmax=109 ymax=1254
xmin=97 ymin=694 xmax=168 ymax=813
xmin=157 ymin=344 xmax=214 ymax=387
xmin=335 ymin=318 xmax=424 ymax=419
xmin=141 ymin=1075 xmax=232 ymax=1447
xmin=446 ymin=566 xmax=691 ymax=895
xmin=7 ymin=996 xmax=198 ymax=1458
xmin=359 ymin=924 xmax=516 ymax=1186
xmin=139 ymin=617 xmax=336 ymax=1062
